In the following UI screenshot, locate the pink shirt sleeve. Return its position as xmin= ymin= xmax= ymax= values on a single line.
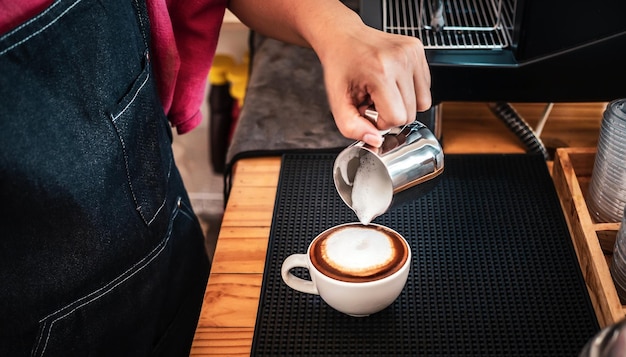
xmin=1 ymin=0 xmax=227 ymax=135
xmin=149 ymin=0 xmax=227 ymax=134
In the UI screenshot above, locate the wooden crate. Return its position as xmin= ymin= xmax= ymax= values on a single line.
xmin=552 ymin=147 xmax=624 ymax=327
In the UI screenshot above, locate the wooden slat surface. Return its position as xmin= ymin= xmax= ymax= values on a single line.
xmin=552 ymin=148 xmax=623 ymax=327
xmin=191 ymin=102 xmax=607 ymax=355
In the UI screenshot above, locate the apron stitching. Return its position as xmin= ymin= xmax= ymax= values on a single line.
xmin=107 ymin=115 xmax=142 ymax=220
xmin=111 ymin=72 xmax=151 ymax=122
xmin=109 ymin=106 xmax=172 ymax=226
xmin=32 ymin=198 xmax=183 ymax=357
xmin=177 ymin=198 xmax=194 ymax=219
xmin=132 ymin=0 xmax=149 ymax=49
xmin=0 ymin=0 xmax=60 ymax=40
xmin=146 ymin=158 xmax=172 ymax=226
xmin=0 ymin=0 xmax=82 ymax=57
xmin=108 ymin=68 xmax=162 ymax=225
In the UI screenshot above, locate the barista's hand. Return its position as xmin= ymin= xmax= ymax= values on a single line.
xmin=229 ymin=0 xmax=431 ymax=147
xmin=317 ymin=25 xmax=432 ymax=147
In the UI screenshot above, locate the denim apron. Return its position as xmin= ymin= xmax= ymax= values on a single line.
xmin=0 ymin=0 xmax=210 ymax=355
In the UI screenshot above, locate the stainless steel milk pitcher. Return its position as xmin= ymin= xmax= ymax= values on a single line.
xmin=333 ymin=120 xmax=444 ymax=220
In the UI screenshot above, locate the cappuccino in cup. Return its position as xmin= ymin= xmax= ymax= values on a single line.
xmin=281 ymin=223 xmax=411 ymax=316
xmin=309 ymin=223 xmax=408 ymax=282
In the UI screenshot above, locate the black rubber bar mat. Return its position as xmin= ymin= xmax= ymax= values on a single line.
xmin=251 ymin=153 xmax=599 ymax=356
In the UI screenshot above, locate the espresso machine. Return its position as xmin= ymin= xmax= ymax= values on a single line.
xmin=361 ymin=0 xmax=626 ymax=102
xmin=359 ymin=0 xmax=626 ymax=157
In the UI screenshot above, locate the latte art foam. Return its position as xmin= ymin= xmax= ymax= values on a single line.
xmin=310 ymin=225 xmax=408 ymax=283
xmin=323 ymin=227 xmax=393 ymax=276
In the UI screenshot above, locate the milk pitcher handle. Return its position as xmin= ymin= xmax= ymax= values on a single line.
xmin=281 ymin=254 xmax=318 ymax=295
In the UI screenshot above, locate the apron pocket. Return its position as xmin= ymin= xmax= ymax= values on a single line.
xmin=107 ymin=51 xmax=173 ymax=226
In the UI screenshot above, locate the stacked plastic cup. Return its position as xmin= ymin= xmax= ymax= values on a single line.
xmin=588 ymin=99 xmax=626 ymax=223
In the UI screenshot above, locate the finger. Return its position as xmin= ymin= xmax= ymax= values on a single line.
xmin=396 ymin=75 xmax=417 ymax=120
xmin=368 ymin=81 xmax=409 ymax=129
xmin=414 ymin=53 xmax=432 ymax=112
xmin=333 ymin=104 xmax=384 ymax=147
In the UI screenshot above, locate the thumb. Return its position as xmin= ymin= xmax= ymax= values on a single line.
xmin=334 ymin=105 xmax=384 ymax=147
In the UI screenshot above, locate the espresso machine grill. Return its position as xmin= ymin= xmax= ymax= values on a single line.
xmin=384 ymin=0 xmax=509 ymax=50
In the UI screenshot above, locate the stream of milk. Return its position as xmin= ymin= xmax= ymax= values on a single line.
xmin=350 ymin=154 xmax=393 ymax=225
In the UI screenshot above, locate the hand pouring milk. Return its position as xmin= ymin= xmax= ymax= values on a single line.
xmin=334 ymin=120 xmax=444 ymax=223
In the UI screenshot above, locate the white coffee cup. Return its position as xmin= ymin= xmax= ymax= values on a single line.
xmin=281 ymin=222 xmax=411 ymax=317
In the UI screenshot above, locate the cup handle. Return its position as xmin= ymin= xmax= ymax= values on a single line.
xmin=281 ymin=254 xmax=318 ymax=295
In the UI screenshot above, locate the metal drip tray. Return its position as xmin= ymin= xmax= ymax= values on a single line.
xmin=383 ymin=0 xmax=514 ymax=49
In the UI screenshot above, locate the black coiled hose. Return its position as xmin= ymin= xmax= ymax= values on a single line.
xmin=488 ymin=102 xmax=550 ymax=160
